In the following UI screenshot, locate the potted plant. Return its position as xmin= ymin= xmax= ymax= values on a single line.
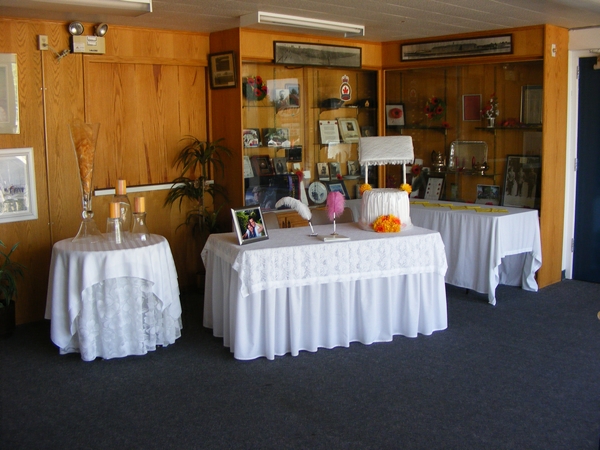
xmin=164 ymin=136 xmax=232 ymax=237
xmin=0 ymin=240 xmax=24 ymax=337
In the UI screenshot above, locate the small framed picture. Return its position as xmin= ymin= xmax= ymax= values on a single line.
xmin=476 ymin=184 xmax=501 ymax=205
xmin=329 ymin=162 xmax=341 ymax=179
xmin=243 ymin=156 xmax=254 ymax=178
xmin=361 ymin=126 xmax=376 ymax=137
xmin=385 ymin=104 xmax=405 ymax=127
xmin=273 ymin=157 xmax=287 ymax=175
xmin=317 ymin=162 xmax=330 ymax=180
xmin=502 ymin=155 xmax=541 ymax=208
xmin=0 ymin=147 xmax=38 ymax=223
xmin=462 ymin=94 xmax=482 ymax=121
xmin=243 ymin=128 xmax=261 ymax=148
xmin=208 ymin=51 xmax=237 ymax=90
xmin=0 ymin=53 xmax=19 ymax=134
xmin=325 ymin=180 xmax=350 ymax=200
xmin=262 ymin=128 xmax=289 ymax=147
xmin=292 ymin=162 xmax=302 ymax=172
xmin=521 ymin=85 xmax=543 ymax=125
xmin=231 ymin=207 xmax=269 ymax=245
xmin=346 ymin=160 xmax=360 ymax=178
xmin=337 ymin=118 xmax=360 ymax=143
xmin=424 ymin=175 xmax=445 ymax=200
xmin=250 ymin=155 xmax=274 ymax=176
xmin=285 ymin=83 xmax=300 ymax=107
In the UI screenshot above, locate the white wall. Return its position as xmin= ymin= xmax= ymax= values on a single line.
xmin=563 ymin=27 xmax=600 ymax=279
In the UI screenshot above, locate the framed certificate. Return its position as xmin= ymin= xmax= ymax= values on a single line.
xmin=319 ymin=120 xmax=340 ymax=144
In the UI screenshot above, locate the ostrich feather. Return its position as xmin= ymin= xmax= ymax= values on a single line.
xmin=327 ymin=191 xmax=345 ymax=221
xmin=275 ymin=196 xmax=312 ymax=221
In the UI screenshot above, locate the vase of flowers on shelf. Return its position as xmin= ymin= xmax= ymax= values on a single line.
xmin=424 ymin=96 xmax=446 ymax=120
xmin=482 ymin=93 xmax=499 ymax=127
xmin=243 ymin=75 xmax=268 ymax=101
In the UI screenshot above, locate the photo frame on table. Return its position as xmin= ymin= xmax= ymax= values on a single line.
xmin=325 ymin=180 xmax=350 ymax=200
xmin=476 ymin=184 xmax=501 ymax=205
xmin=0 ymin=147 xmax=38 ymax=223
xmin=337 ymin=118 xmax=360 ymax=143
xmin=329 ymin=162 xmax=341 ymax=179
xmin=208 ymin=51 xmax=237 ymax=90
xmin=231 ymin=207 xmax=269 ymax=245
xmin=423 ymin=175 xmax=445 ymax=200
xmin=250 ymin=155 xmax=274 ymax=176
xmin=462 ymin=94 xmax=482 ymax=121
xmin=361 ymin=125 xmax=376 ymax=137
xmin=520 ymin=85 xmax=543 ymax=125
xmin=502 ymin=155 xmax=541 ymax=209
xmin=0 ymin=53 xmax=20 ymax=134
xmin=274 ymin=41 xmax=362 ymax=69
xmin=317 ymin=162 xmax=330 ymax=180
xmin=346 ymin=160 xmax=360 ymax=178
xmin=385 ymin=104 xmax=405 ymax=127
xmin=273 ymin=157 xmax=287 ymax=175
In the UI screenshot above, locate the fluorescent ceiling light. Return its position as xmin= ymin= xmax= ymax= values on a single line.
xmin=0 ymin=0 xmax=152 ymax=17
xmin=240 ymin=11 xmax=365 ymax=37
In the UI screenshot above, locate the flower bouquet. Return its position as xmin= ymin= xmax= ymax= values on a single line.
xmin=424 ymin=96 xmax=445 ymax=120
xmin=243 ymin=75 xmax=268 ymax=101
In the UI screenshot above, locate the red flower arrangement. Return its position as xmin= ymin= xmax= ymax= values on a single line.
xmin=411 ymin=164 xmax=422 ymax=177
xmin=243 ymin=75 xmax=268 ymax=101
xmin=424 ymin=96 xmax=446 ymax=120
xmin=389 ymin=107 xmax=403 ymax=119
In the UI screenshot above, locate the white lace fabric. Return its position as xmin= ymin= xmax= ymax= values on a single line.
xmin=202 ymin=223 xmax=447 ymax=298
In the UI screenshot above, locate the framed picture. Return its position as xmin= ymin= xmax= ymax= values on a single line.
xmin=319 ymin=120 xmax=340 ymax=144
xmin=521 ymin=85 xmax=543 ymax=125
xmin=231 ymin=207 xmax=269 ymax=245
xmin=0 ymin=53 xmax=19 ymax=134
xmin=476 ymin=184 xmax=501 ymax=205
xmin=423 ymin=175 xmax=445 ymax=200
xmin=250 ymin=155 xmax=274 ymax=176
xmin=208 ymin=51 xmax=237 ymax=90
xmin=325 ymin=180 xmax=350 ymax=200
xmin=262 ymin=128 xmax=289 ymax=147
xmin=329 ymin=162 xmax=341 ymax=179
xmin=317 ymin=162 xmax=330 ymax=180
xmin=0 ymin=148 xmax=38 ymax=223
xmin=401 ymin=35 xmax=512 ymax=61
xmin=502 ymin=155 xmax=541 ymax=209
xmin=285 ymin=83 xmax=300 ymax=107
xmin=462 ymin=94 xmax=482 ymax=121
xmin=385 ymin=104 xmax=405 ymax=127
xmin=243 ymin=156 xmax=254 ymax=178
xmin=274 ymin=41 xmax=362 ymax=69
xmin=346 ymin=160 xmax=360 ymax=178
xmin=361 ymin=126 xmax=376 ymax=137
xmin=273 ymin=157 xmax=287 ymax=175
xmin=337 ymin=118 xmax=360 ymax=143
xmin=243 ymin=128 xmax=261 ymax=148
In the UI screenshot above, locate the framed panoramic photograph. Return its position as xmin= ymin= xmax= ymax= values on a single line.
xmin=401 ymin=35 xmax=512 ymax=61
xmin=0 ymin=147 xmax=38 ymax=224
xmin=462 ymin=94 xmax=482 ymax=121
xmin=0 ymin=53 xmax=19 ymax=134
xmin=385 ymin=104 xmax=405 ymax=127
xmin=502 ymin=155 xmax=541 ymax=209
xmin=274 ymin=41 xmax=362 ymax=68
xmin=337 ymin=117 xmax=360 ymax=143
xmin=325 ymin=180 xmax=350 ymax=200
xmin=231 ymin=207 xmax=269 ymax=245
xmin=208 ymin=51 xmax=237 ymax=89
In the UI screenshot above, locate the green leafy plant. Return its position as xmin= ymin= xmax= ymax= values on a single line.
xmin=164 ymin=136 xmax=232 ymax=236
xmin=0 ymin=240 xmax=24 ymax=309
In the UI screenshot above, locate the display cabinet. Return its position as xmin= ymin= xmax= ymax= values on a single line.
xmin=384 ymin=61 xmax=544 ymax=204
xmin=241 ymin=63 xmax=378 ymax=210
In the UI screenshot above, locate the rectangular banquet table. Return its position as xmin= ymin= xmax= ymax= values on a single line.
xmin=409 ymin=200 xmax=542 ymax=305
xmin=201 ymin=222 xmax=448 ymax=360
xmin=45 ymin=234 xmax=182 ymax=361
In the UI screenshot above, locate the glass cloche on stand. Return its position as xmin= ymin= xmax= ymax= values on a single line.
xmin=69 ymin=119 xmax=104 ymax=243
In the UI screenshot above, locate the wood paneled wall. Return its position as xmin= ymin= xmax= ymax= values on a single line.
xmin=0 ymin=17 xmax=210 ymax=324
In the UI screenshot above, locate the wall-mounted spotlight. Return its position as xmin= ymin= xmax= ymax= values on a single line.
xmin=68 ymin=22 xmax=84 ymax=36
xmin=94 ymin=23 xmax=108 ymax=37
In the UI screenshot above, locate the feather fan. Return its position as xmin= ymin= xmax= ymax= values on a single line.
xmin=274 ymin=196 xmax=312 ymax=221
xmin=327 ymin=191 xmax=345 ymax=221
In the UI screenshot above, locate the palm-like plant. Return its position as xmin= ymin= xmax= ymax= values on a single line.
xmin=164 ymin=136 xmax=232 ymax=235
xmin=0 ymin=240 xmax=24 ymax=309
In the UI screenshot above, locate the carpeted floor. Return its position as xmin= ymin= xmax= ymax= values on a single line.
xmin=1 ymin=280 xmax=600 ymax=449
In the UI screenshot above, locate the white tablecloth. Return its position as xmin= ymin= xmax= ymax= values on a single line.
xmin=201 ymin=223 xmax=448 ymax=360
xmin=409 ymin=201 xmax=542 ymax=305
xmin=45 ymin=234 xmax=182 ymax=361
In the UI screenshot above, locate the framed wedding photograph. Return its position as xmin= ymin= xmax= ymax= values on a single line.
xmin=231 ymin=206 xmax=269 ymax=245
xmin=337 ymin=118 xmax=360 ymax=143
xmin=0 ymin=53 xmax=19 ymax=134
xmin=208 ymin=51 xmax=237 ymax=90
xmin=462 ymin=94 xmax=482 ymax=121
xmin=325 ymin=180 xmax=350 ymax=200
xmin=502 ymin=155 xmax=541 ymax=209
xmin=385 ymin=104 xmax=405 ymax=127
xmin=0 ymin=147 xmax=38 ymax=223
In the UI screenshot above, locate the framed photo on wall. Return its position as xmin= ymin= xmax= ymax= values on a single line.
xmin=325 ymin=180 xmax=350 ymax=200
xmin=502 ymin=155 xmax=541 ymax=209
xmin=231 ymin=207 xmax=269 ymax=245
xmin=385 ymin=104 xmax=405 ymax=126
xmin=337 ymin=118 xmax=360 ymax=143
xmin=0 ymin=53 xmax=19 ymax=134
xmin=0 ymin=148 xmax=38 ymax=223
xmin=208 ymin=51 xmax=237 ymax=90
xmin=462 ymin=94 xmax=482 ymax=121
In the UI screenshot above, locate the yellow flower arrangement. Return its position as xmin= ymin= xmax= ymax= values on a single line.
xmin=372 ymin=214 xmax=401 ymax=233
xmin=400 ymin=183 xmax=412 ymax=194
xmin=359 ymin=183 xmax=372 ymax=195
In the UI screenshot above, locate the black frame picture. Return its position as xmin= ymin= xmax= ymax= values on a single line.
xmin=231 ymin=207 xmax=269 ymax=245
xmin=401 ymin=35 xmax=512 ymax=61
xmin=274 ymin=41 xmax=362 ymax=68
xmin=502 ymin=155 xmax=541 ymax=209
xmin=325 ymin=180 xmax=350 ymax=200
xmin=208 ymin=51 xmax=237 ymax=89
xmin=385 ymin=104 xmax=405 ymax=127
